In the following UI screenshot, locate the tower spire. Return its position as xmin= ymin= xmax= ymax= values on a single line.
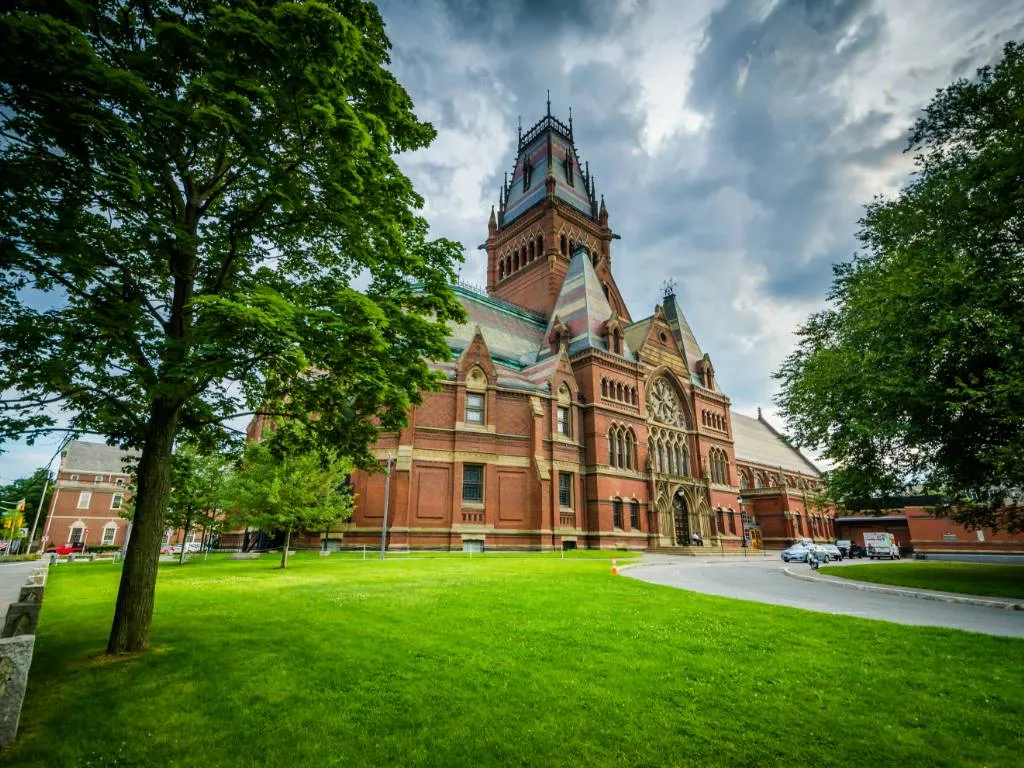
xmin=568 ymin=106 xmax=573 ymax=136
xmin=546 ymin=89 xmax=551 ymax=117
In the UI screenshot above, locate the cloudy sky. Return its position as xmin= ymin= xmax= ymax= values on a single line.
xmin=1 ymin=0 xmax=1021 ymax=483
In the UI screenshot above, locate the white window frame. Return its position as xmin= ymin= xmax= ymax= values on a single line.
xmin=101 ymin=524 xmax=117 ymax=546
xmin=161 ymin=529 xmax=172 ymax=545
xmin=70 ymin=473 xmax=80 ymax=481
xmin=115 ymin=477 xmax=125 ymax=488
xmin=465 ymin=392 xmax=485 ymax=425
xmin=110 ymin=493 xmax=124 ymax=510
xmin=69 ymin=525 xmax=85 ymax=545
xmin=557 ymin=406 xmax=571 ymax=437
xmin=77 ymin=491 xmax=92 ymax=509
xmin=94 ymin=475 xmax=105 ymax=484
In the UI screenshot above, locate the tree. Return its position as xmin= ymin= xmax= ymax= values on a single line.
xmin=774 ymin=41 xmax=1024 ymax=532
xmin=0 ymin=468 xmax=54 ymax=546
xmin=226 ymin=430 xmax=353 ymax=569
xmin=166 ymin=443 xmax=234 ymax=565
xmin=0 ymin=1 xmax=464 ymax=653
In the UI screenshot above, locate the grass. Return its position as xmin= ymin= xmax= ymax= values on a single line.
xmin=819 ymin=561 xmax=1024 ymax=599
xmin=4 ymin=553 xmax=1023 ymax=768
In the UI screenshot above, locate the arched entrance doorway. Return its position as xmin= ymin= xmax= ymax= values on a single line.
xmin=673 ymin=491 xmax=691 ymax=546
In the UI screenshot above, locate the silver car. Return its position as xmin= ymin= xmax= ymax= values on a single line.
xmin=821 ymin=543 xmax=843 ymax=561
xmin=781 ymin=544 xmax=811 ymax=562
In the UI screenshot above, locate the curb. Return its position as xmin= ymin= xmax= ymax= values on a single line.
xmin=783 ymin=567 xmax=1023 ymax=611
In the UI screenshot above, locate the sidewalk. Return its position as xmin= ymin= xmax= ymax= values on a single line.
xmin=0 ymin=561 xmax=43 ymax=618
xmin=783 ymin=566 xmax=1024 ymax=611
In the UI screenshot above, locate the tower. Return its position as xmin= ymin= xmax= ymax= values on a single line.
xmin=486 ymin=106 xmax=630 ymax=321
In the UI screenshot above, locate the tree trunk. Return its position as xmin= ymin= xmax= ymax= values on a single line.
xmin=106 ymin=402 xmax=180 ymax=654
xmin=178 ymin=505 xmax=193 ymax=566
xmin=280 ymin=526 xmax=292 ymax=570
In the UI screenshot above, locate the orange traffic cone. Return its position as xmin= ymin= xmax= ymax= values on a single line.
xmin=611 ymin=557 xmax=619 ymax=575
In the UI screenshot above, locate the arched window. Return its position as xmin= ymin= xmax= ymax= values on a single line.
xmin=657 ymin=442 xmax=665 ymax=473
xmin=560 ymin=234 xmax=567 ymax=255
xmin=608 ymin=432 xmax=616 ymax=467
xmin=739 ymin=472 xmax=749 ymax=489
xmin=536 ymin=236 xmax=543 ymax=256
xmin=612 ymin=330 xmax=621 ymax=354
xmin=506 ymin=256 xmax=512 ymax=275
xmin=616 ymin=382 xmax=623 ymax=400
xmin=569 ymin=239 xmax=575 ymax=254
xmin=499 ymin=263 xmax=505 ymax=279
xmin=630 ymin=500 xmax=641 ymax=530
xmin=529 ymin=241 xmax=535 ymax=261
xmin=625 ymin=431 xmax=634 ymax=469
xmin=522 ymin=247 xmax=527 ymax=264
xmin=667 ymin=443 xmax=676 ymax=475
xmin=613 ymin=498 xmax=623 ymax=529
xmin=513 ymin=252 xmax=519 ymax=271
xmin=675 ymin=445 xmax=682 ymax=476
xmin=617 ymin=431 xmax=625 ymax=469
xmin=601 ymin=379 xmax=608 ymax=398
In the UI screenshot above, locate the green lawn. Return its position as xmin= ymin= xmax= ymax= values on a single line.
xmin=820 ymin=561 xmax=1024 ymax=599
xmin=5 ymin=554 xmax=1023 ymax=767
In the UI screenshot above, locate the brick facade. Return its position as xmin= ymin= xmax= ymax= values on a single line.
xmin=333 ymin=113 xmax=831 ymax=552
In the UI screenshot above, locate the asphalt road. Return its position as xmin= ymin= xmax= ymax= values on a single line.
xmin=626 ymin=556 xmax=1024 ymax=638
xmin=0 ymin=560 xmax=41 ymax=616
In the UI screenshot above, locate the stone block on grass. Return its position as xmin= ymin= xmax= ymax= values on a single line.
xmin=0 ymin=635 xmax=34 ymax=745
xmin=17 ymin=586 xmax=43 ymax=605
xmin=1 ymin=604 xmax=40 ymax=638
xmin=229 ymin=552 xmax=261 ymax=560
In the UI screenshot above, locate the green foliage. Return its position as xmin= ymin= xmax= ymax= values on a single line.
xmin=0 ymin=467 xmax=54 ymax=533
xmin=0 ymin=0 xmax=464 ymax=649
xmin=0 ymin=0 xmax=464 ymax=461
xmin=775 ymin=41 xmax=1024 ymax=531
xmin=226 ymin=426 xmax=353 ymax=567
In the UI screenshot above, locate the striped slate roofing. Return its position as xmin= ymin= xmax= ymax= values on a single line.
xmin=541 ymin=248 xmax=630 ymax=359
xmin=503 ymin=114 xmax=595 ymax=225
xmin=731 ymin=411 xmax=821 ymax=475
xmin=447 ymin=285 xmax=547 ymax=368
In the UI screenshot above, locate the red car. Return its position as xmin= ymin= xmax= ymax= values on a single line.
xmin=45 ymin=544 xmax=86 ymax=555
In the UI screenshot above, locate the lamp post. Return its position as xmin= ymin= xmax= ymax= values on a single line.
xmin=737 ymin=496 xmax=748 ymax=559
xmin=379 ymin=453 xmax=393 ymax=561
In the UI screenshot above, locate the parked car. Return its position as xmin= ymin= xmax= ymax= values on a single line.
xmin=821 ymin=543 xmax=843 ymax=561
xmin=781 ymin=543 xmax=812 ymax=562
xmin=835 ymin=540 xmax=852 ymax=557
xmin=160 ymin=545 xmax=175 ymax=555
xmin=171 ymin=542 xmax=203 ymax=554
xmin=45 ymin=543 xmax=85 ymax=555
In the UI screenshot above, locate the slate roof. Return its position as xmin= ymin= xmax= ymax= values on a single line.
xmin=447 ymin=285 xmax=547 ymax=369
xmin=730 ymin=411 xmax=820 ymax=476
xmin=60 ymin=441 xmax=138 ymax=475
xmin=540 ymin=248 xmax=631 ymax=359
xmin=501 ymin=113 xmax=597 ymax=225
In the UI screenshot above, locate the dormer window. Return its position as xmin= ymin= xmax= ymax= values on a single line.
xmin=465 ymin=393 xmax=484 ymax=424
xmin=564 ymin=148 xmax=574 ymax=186
xmin=523 ymin=159 xmax=532 ymax=190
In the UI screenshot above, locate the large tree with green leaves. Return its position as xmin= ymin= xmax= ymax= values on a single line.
xmin=775 ymin=41 xmax=1024 ymax=532
xmin=226 ymin=429 xmax=353 ymax=569
xmin=0 ymin=1 xmax=463 ymax=653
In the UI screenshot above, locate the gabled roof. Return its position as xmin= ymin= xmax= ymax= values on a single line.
xmin=447 ymin=285 xmax=547 ymax=369
xmin=501 ymin=112 xmax=597 ymax=226
xmin=61 ymin=441 xmax=138 ymax=474
xmin=540 ymin=248 xmax=630 ymax=359
xmin=731 ymin=411 xmax=820 ymax=476
xmin=662 ymin=292 xmax=718 ymax=391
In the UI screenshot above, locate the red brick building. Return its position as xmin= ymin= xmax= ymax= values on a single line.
xmin=41 ymin=440 xmax=202 ymax=551
xmin=835 ymin=500 xmax=1024 ymax=555
xmin=41 ymin=441 xmax=137 ymax=550
xmin=330 ymin=112 xmax=832 ymax=552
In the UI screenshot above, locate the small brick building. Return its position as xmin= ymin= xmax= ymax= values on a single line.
xmin=305 ymin=111 xmax=832 ymax=552
xmin=41 ymin=440 xmax=200 ymax=551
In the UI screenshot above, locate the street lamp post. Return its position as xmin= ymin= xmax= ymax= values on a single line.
xmin=737 ymin=496 xmax=748 ymax=559
xmin=379 ymin=453 xmax=394 ymax=561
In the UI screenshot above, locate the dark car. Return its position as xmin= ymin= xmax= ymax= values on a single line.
xmin=835 ymin=539 xmax=852 ymax=557
xmin=848 ymin=543 xmax=867 ymax=558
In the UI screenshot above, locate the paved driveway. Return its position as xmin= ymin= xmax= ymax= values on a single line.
xmin=626 ymin=556 xmax=1024 ymax=638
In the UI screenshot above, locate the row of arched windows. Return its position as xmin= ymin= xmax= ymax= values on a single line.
xmin=601 ymin=378 xmax=636 ymax=405
xmin=651 ymin=429 xmax=689 ymax=477
xmin=498 ymin=235 xmax=545 ymax=280
xmin=612 ymin=497 xmax=642 ymax=530
xmin=709 ymin=447 xmax=729 ymax=485
xmin=702 ymin=410 xmax=727 ymax=431
xmin=559 ymin=234 xmax=594 ymax=261
xmin=608 ymin=425 xmax=637 ymax=470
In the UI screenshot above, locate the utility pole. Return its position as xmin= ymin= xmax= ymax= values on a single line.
xmin=379 ymin=453 xmax=393 ymax=561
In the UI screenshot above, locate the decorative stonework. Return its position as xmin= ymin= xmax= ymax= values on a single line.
xmin=648 ymin=378 xmax=686 ymax=428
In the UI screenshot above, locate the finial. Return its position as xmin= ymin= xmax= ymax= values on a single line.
xmin=757 ymin=406 xmax=763 ymax=420
xmin=546 ymin=89 xmax=551 ymax=117
xmin=517 ymin=115 xmax=522 ymax=146
xmin=568 ymin=106 xmax=573 ymax=135
xmin=662 ymin=278 xmax=678 ymax=298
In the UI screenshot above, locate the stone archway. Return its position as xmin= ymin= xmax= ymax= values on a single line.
xmin=672 ymin=491 xmax=691 ymax=546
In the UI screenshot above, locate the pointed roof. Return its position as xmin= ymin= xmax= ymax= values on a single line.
xmin=540 ymin=248 xmax=631 ymax=358
xmin=662 ymin=290 xmax=718 ymax=391
xmin=500 ymin=109 xmax=597 ymax=226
